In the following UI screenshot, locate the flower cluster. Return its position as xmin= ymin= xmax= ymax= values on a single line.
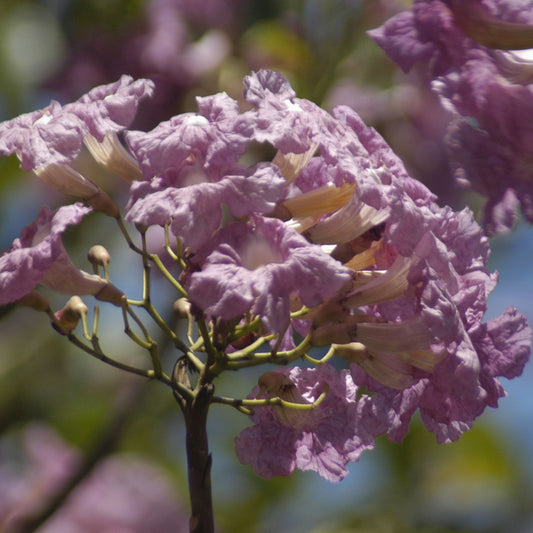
xmin=0 ymin=76 xmax=152 ymax=308
xmin=123 ymin=69 xmax=530 ymax=479
xmin=369 ymin=0 xmax=533 ymax=234
xmin=0 ymin=69 xmax=530 ymax=483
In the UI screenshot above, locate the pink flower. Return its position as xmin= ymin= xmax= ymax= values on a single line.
xmin=126 ymin=163 xmax=285 ymax=250
xmin=0 ymin=204 xmax=122 ymax=306
xmin=0 ymin=76 xmax=153 ymax=208
xmin=65 ymin=75 xmax=155 ymax=143
xmin=125 ymin=92 xmax=250 ymax=182
xmin=235 ymin=365 xmax=380 ymax=482
xmin=184 ymin=216 xmax=352 ymax=333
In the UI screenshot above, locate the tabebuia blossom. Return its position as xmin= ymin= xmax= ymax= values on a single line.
xmin=0 ymin=68 xmax=529 ymax=486
xmin=183 ymin=215 xmax=352 ymax=333
xmin=368 ymin=0 xmax=533 ymax=233
xmin=0 ymin=203 xmax=123 ymax=306
xmin=235 ymin=365 xmax=380 ymax=482
xmin=188 ymin=70 xmax=531 ymax=480
xmin=121 ymin=69 xmax=531 ymax=479
xmin=0 ymin=76 xmax=154 ymax=214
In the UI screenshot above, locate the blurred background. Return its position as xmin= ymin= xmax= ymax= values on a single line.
xmin=1 ymin=1 xmax=533 ymax=532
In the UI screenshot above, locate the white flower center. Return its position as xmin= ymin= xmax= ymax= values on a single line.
xmin=241 ymin=235 xmax=283 ymax=270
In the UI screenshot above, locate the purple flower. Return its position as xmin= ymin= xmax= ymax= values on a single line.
xmin=268 ymin=97 xmax=531 ymax=445
xmin=369 ymin=0 xmax=533 ymax=232
xmin=348 ymin=306 xmax=531 ymax=445
xmin=10 ymin=69 xmax=521 ymax=481
xmin=185 ymin=215 xmax=352 ymax=333
xmin=316 ymin=189 xmax=531 ymax=443
xmin=0 ymin=101 xmax=86 ymax=172
xmin=0 ymin=204 xmax=122 ymax=306
xmin=235 ymin=365 xmax=380 ymax=482
xmin=124 ymin=90 xmax=288 ymax=250
xmin=369 ymin=1 xmax=533 ymax=79
xmin=125 ymin=92 xmax=250 ymax=183
xmin=339 ymin=184 xmax=530 ymax=442
xmin=126 ymin=164 xmax=285 ymax=250
xmin=65 ymin=75 xmax=155 ymax=143
xmin=146 ymin=70 xmax=529 ymax=452
xmin=243 ymin=70 xmax=321 ymax=154
xmin=0 ymin=76 xmax=153 ymax=207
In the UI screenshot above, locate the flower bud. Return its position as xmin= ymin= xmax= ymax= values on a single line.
xmin=173 ymin=298 xmax=191 ymax=318
xmin=88 ymin=245 xmax=111 ymax=268
xmin=53 ymin=296 xmax=88 ymax=335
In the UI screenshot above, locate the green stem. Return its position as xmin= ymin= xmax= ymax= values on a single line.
xmin=149 ymin=253 xmax=188 ymax=298
xmin=115 ymin=216 xmax=143 ymax=254
xmin=213 ymin=386 xmax=329 ymax=411
xmin=225 ymin=334 xmax=312 ymax=370
xmin=67 ymin=333 xmax=159 ymax=382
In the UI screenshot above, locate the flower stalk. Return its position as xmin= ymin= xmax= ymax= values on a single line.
xmin=178 ymin=383 xmax=215 ymax=533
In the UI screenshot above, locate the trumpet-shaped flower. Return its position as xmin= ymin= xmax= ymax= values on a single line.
xmin=122 ymin=70 xmax=530 ymax=455
xmin=184 ymin=215 xmax=352 ymax=333
xmin=0 ymin=204 xmax=122 ymax=306
xmin=235 ymin=365 xmax=381 ymax=482
xmin=226 ymin=71 xmax=529 ymax=465
xmin=4 ymin=68 xmax=525 ymax=483
xmin=0 ymin=76 xmax=153 ymax=208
